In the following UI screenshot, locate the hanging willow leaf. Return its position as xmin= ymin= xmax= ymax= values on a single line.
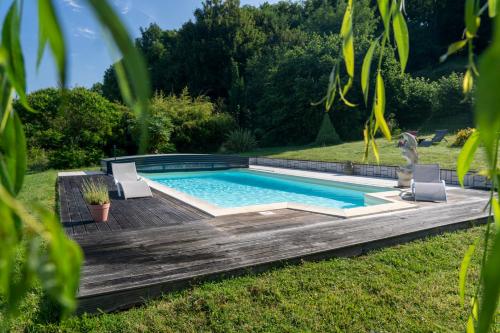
xmin=371 ymin=138 xmax=380 ymax=163
xmin=457 ymin=130 xmax=479 ymax=186
xmin=38 ymin=0 xmax=67 ymax=87
xmin=477 ymin=231 xmax=500 ymax=333
xmin=463 ymin=69 xmax=474 ymax=93
xmin=86 ymin=0 xmax=151 ymax=152
xmin=392 ymin=5 xmax=409 ymax=73
xmin=340 ymin=0 xmax=354 ymax=78
xmin=361 ymin=40 xmax=377 ymax=106
xmin=475 ymin=37 xmax=500 ymax=164
xmin=440 ymin=40 xmax=468 ymax=62
xmin=374 ymin=72 xmax=391 ymax=140
xmin=465 ymin=0 xmax=479 ymax=37
xmin=0 ymin=112 xmax=26 ymax=196
xmin=489 ymin=0 xmax=498 ymax=17
xmin=377 ymin=0 xmax=390 ymax=33
xmin=1 ymin=2 xmax=31 ymax=111
xmin=492 ymin=198 xmax=500 ymax=228
xmin=338 ymin=79 xmax=356 ymax=107
xmin=325 ymin=62 xmax=338 ymax=112
xmin=35 ymin=207 xmax=83 ymax=317
xmin=459 ymin=242 xmax=476 ymax=306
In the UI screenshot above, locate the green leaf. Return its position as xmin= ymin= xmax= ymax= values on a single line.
xmin=465 ymin=0 xmax=479 ymax=37
xmin=361 ymin=41 xmax=377 ymax=106
xmin=392 ymin=6 xmax=409 ymax=73
xmin=370 ymin=138 xmax=380 ymax=163
xmin=38 ymin=0 xmax=67 ymax=87
xmin=325 ymin=62 xmax=338 ymax=112
xmin=0 ymin=112 xmax=26 ymax=196
xmin=489 ymin=0 xmax=498 ymax=17
xmin=374 ymin=72 xmax=391 ymax=140
xmin=440 ymin=40 xmax=468 ymax=62
xmin=1 ymin=1 xmax=32 ymax=111
xmin=466 ymin=313 xmax=476 ymax=333
xmin=463 ymin=69 xmax=474 ymax=94
xmin=477 ymin=230 xmax=500 ymax=333
xmin=475 ymin=36 xmax=500 ymax=164
xmin=492 ymin=198 xmax=500 ymax=228
xmin=457 ymin=130 xmax=479 ymax=186
xmin=377 ymin=0 xmax=390 ymax=33
xmin=35 ymin=206 xmax=83 ymax=317
xmin=86 ymin=0 xmax=151 ymax=152
xmin=338 ymin=78 xmax=356 ymax=107
xmin=340 ymin=1 xmax=354 ymax=78
xmin=459 ymin=242 xmax=476 ymax=306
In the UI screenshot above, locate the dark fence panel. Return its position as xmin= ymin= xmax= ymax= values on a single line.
xmin=101 ymin=154 xmax=249 ymax=174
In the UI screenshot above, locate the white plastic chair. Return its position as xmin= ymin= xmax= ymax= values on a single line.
xmin=111 ymin=162 xmax=152 ymax=200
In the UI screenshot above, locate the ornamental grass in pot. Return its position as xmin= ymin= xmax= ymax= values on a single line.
xmin=82 ymin=178 xmax=110 ymax=222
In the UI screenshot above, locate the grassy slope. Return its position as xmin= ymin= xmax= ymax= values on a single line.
xmin=8 ymin=170 xmax=491 ymax=332
xmin=244 ymin=135 xmax=489 ymax=170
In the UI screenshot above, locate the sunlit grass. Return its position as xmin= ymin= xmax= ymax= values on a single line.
xmin=244 ymin=135 xmax=490 ymax=170
xmin=8 ymin=169 xmax=494 ymax=332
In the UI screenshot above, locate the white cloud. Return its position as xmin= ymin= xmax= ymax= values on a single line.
xmin=76 ymin=27 xmax=96 ymax=39
xmin=63 ymin=0 xmax=83 ymax=12
xmin=113 ymin=0 xmax=132 ymax=14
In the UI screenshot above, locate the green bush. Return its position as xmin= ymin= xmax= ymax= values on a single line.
xmin=384 ymin=57 xmax=438 ymax=128
xmin=222 ymin=128 xmax=258 ymax=153
xmin=15 ymin=87 xmax=128 ymax=168
xmin=160 ymin=89 xmax=235 ymax=152
xmin=27 ymin=146 xmax=49 ymax=171
xmin=129 ymin=93 xmax=175 ymax=154
xmin=452 ymin=127 xmax=476 ymax=147
xmin=434 ymin=72 xmax=474 ymax=118
xmin=315 ymin=113 xmax=342 ymax=146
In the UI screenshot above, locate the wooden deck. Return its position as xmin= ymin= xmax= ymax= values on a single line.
xmin=58 ymin=174 xmax=491 ymax=313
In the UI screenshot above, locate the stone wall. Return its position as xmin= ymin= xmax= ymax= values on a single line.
xmin=249 ymin=157 xmax=491 ymax=189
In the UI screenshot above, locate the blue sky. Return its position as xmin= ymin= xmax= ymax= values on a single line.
xmin=0 ymin=0 xmax=280 ymax=92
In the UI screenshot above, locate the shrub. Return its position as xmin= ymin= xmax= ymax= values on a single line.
xmin=222 ymin=129 xmax=257 ymax=153
xmin=81 ymin=178 xmax=110 ymax=205
xmin=315 ymin=113 xmax=342 ymax=146
xmin=453 ymin=127 xmax=476 ymax=147
xmin=27 ymin=146 xmax=49 ymax=171
xmin=434 ymin=72 xmax=474 ymax=118
xmin=159 ymin=89 xmax=235 ymax=152
xmin=385 ymin=68 xmax=438 ymax=128
xmin=129 ymin=93 xmax=175 ymax=154
xmin=15 ymin=87 xmax=128 ymax=168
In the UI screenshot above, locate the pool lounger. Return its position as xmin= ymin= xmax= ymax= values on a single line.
xmin=411 ymin=164 xmax=447 ymax=202
xmin=112 ymin=162 xmax=153 ymax=200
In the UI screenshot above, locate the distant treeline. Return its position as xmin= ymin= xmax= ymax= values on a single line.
xmin=99 ymin=0 xmax=485 ymax=145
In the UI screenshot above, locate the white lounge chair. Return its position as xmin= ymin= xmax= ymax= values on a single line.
xmin=411 ymin=164 xmax=447 ymax=202
xmin=111 ymin=162 xmax=153 ymax=200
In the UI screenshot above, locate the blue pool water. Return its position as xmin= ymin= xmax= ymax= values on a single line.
xmin=145 ymin=169 xmax=389 ymax=209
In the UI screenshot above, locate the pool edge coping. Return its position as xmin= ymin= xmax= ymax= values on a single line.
xmin=142 ymin=168 xmax=416 ymax=218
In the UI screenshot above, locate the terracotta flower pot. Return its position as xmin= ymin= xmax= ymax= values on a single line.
xmin=88 ymin=203 xmax=110 ymax=222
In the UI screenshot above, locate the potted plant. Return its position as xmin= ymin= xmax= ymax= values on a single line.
xmin=81 ymin=178 xmax=110 ymax=222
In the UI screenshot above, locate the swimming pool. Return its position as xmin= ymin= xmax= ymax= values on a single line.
xmin=144 ymin=169 xmax=395 ymax=214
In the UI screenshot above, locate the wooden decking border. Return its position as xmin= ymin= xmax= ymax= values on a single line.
xmin=57 ymin=174 xmax=491 ymax=313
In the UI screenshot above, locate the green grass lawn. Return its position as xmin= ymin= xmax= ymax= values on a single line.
xmin=244 ymin=135 xmax=490 ymax=170
xmin=5 ymin=169 xmax=493 ymax=332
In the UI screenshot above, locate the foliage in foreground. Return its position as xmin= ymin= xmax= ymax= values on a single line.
xmin=0 ymin=0 xmax=151 ymax=328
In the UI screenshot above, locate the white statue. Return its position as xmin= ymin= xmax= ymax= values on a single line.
xmin=396 ymin=132 xmax=418 ymax=187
